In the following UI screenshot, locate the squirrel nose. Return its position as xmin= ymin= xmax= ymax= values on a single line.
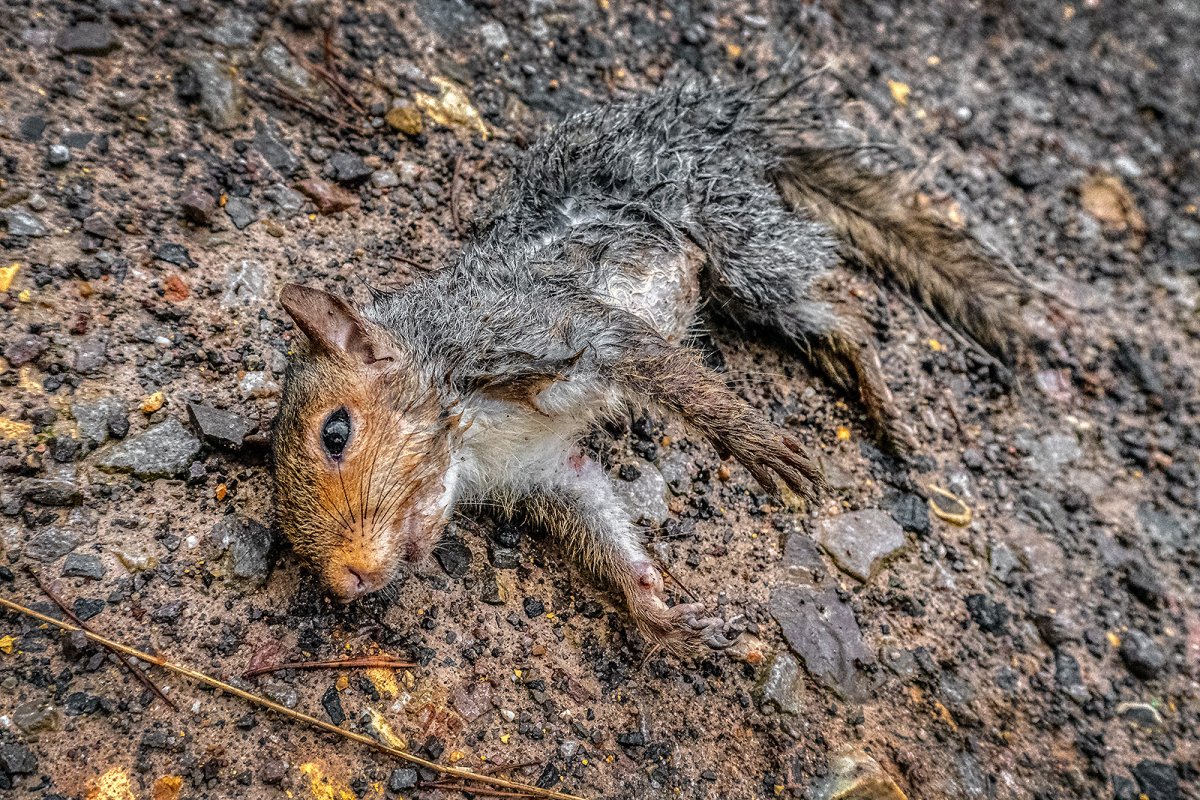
xmin=331 ymin=564 xmax=385 ymax=601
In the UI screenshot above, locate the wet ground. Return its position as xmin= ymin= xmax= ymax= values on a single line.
xmin=1 ymin=1 xmax=1198 ymax=798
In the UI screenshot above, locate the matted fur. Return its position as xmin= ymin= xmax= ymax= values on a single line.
xmin=274 ymin=81 xmax=1028 ymax=652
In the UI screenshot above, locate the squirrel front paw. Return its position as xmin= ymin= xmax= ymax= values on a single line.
xmin=624 ymin=562 xmax=740 ymax=654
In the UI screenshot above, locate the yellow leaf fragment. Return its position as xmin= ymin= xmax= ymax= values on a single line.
xmin=87 ymin=768 xmax=136 ymax=800
xmin=0 ymin=418 xmax=34 ymax=439
xmin=888 ymin=79 xmax=911 ymax=106
xmin=153 ymin=775 xmax=183 ymax=800
xmin=0 ymin=634 xmax=15 ymax=654
xmin=0 ymin=263 xmax=19 ymax=292
xmin=414 ymin=76 xmax=490 ymax=139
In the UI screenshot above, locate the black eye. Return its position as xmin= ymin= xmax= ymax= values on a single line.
xmin=321 ymin=408 xmax=351 ymax=458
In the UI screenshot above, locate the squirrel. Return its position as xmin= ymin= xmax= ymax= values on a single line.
xmin=271 ymin=82 xmax=1027 ymax=652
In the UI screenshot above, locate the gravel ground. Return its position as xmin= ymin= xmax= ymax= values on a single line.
xmin=1 ymin=1 xmax=1198 ymax=799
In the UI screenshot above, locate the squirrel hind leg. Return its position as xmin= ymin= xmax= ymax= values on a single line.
xmin=769 ymin=298 xmax=915 ymax=452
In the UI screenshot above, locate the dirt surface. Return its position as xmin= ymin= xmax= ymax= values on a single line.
xmin=1 ymin=1 xmax=1198 ymax=799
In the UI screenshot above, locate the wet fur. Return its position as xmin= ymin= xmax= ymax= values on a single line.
xmin=273 ymin=82 xmax=1027 ymax=653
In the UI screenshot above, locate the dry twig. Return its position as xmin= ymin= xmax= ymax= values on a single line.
xmin=24 ymin=568 xmax=176 ymax=710
xmin=243 ymin=654 xmax=414 ymax=679
xmin=0 ymin=596 xmax=585 ymax=800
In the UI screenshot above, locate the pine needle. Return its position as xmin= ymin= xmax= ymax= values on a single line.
xmin=0 ymin=596 xmax=586 ymax=800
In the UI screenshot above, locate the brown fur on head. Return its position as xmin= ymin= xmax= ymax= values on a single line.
xmin=272 ymin=284 xmax=454 ymax=601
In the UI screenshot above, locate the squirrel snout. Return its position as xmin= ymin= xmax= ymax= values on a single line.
xmin=328 ymin=563 xmax=389 ymax=602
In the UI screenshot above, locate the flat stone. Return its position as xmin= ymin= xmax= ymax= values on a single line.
xmin=224 ymin=196 xmax=257 ymax=229
xmin=202 ymin=10 xmax=260 ymax=48
xmin=221 ymin=259 xmax=271 ymax=307
xmin=253 ymin=120 xmax=301 ymax=177
xmin=451 ymin=680 xmax=493 ymax=722
xmin=757 ymin=651 xmax=806 ymax=715
xmin=187 ymin=402 xmax=255 ymax=448
xmin=62 ymin=552 xmax=105 ymax=580
xmin=613 ymin=463 xmax=669 ymax=527
xmin=889 ymin=492 xmax=930 ymax=536
xmin=0 ymin=742 xmax=38 ymax=775
xmin=327 ymin=151 xmax=373 ymax=185
xmin=258 ymin=41 xmax=319 ymax=97
xmin=782 ymin=532 xmax=830 ymax=587
xmin=73 ymin=334 xmax=108 ymax=374
xmin=1132 ymin=760 xmax=1180 ymax=800
xmin=296 ymin=178 xmax=356 ymax=214
xmin=388 ymin=768 xmax=418 ymax=791
xmin=1054 ymin=651 xmax=1089 ymax=704
xmin=3 ymin=209 xmax=49 ymax=237
xmin=72 ymin=396 xmax=127 ymax=446
xmin=56 ymin=22 xmax=120 ymax=55
xmin=264 ymin=183 xmax=305 ymax=215
xmin=206 ymin=515 xmax=275 ymax=586
xmin=186 ymin=54 xmax=242 ymax=131
xmin=96 ymin=417 xmax=201 ymax=479
xmin=155 ymin=242 xmax=197 ymax=268
xmin=4 ymin=333 xmax=48 ymax=366
xmin=22 ymin=477 xmax=82 ymax=507
xmin=436 ymin=537 xmax=471 ymax=578
xmin=812 ymin=748 xmax=908 ymax=800
xmin=26 ymin=523 xmax=84 ymax=562
xmin=321 ymin=686 xmax=345 ymax=725
xmin=817 ymin=509 xmax=908 ymax=583
xmin=770 ymin=584 xmax=873 ymax=700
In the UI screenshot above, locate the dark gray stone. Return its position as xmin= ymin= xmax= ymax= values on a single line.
xmin=328 ymin=151 xmax=372 ymax=185
xmin=22 ymin=478 xmax=82 ymax=507
xmin=1054 ymin=651 xmax=1089 ymax=704
xmin=56 ymin=22 xmax=120 ymax=55
xmin=188 ymin=402 xmax=255 ymax=448
xmin=97 ymin=417 xmax=201 ymax=479
xmin=62 ymin=553 xmax=105 ymax=580
xmin=1132 ymin=760 xmax=1180 ymax=800
xmin=0 ymin=742 xmax=38 ymax=774
xmin=254 ymin=120 xmax=301 ymax=176
xmin=1120 ymin=629 xmax=1167 ymax=679
xmin=26 ymin=525 xmax=84 ymax=562
xmin=436 ymin=537 xmax=471 ymax=578
xmin=890 ymin=492 xmax=930 ymax=536
xmin=72 ymin=396 xmax=127 ymax=446
xmin=388 ymin=768 xmax=418 ymax=790
xmin=756 ymin=651 xmax=806 ymax=715
xmin=206 ymin=515 xmax=275 ymax=585
xmin=3 ymin=210 xmax=48 ymax=237
xmin=203 ymin=10 xmax=260 ymax=48
xmin=769 ymin=584 xmax=873 ymax=700
xmin=817 ymin=509 xmax=908 ymax=583
xmin=185 ymin=54 xmax=242 ymax=131
xmin=224 ymin=196 xmax=257 ymax=230
xmin=73 ymin=334 xmax=108 ymax=374
xmin=155 ymin=242 xmax=197 ymax=268
xmin=321 ymin=686 xmax=345 ymax=724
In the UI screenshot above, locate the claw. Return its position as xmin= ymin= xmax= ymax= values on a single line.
xmin=704 ymin=630 xmax=741 ymax=650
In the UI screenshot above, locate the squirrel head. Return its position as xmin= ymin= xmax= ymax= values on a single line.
xmin=272 ymin=284 xmax=456 ymax=601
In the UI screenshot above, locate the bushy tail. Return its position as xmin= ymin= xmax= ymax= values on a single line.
xmin=772 ymin=146 xmax=1028 ymax=366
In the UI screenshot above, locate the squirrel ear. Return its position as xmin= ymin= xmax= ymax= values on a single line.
xmin=280 ymin=284 xmax=392 ymax=365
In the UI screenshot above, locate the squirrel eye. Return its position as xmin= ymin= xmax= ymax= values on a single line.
xmin=320 ymin=408 xmax=351 ymax=458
